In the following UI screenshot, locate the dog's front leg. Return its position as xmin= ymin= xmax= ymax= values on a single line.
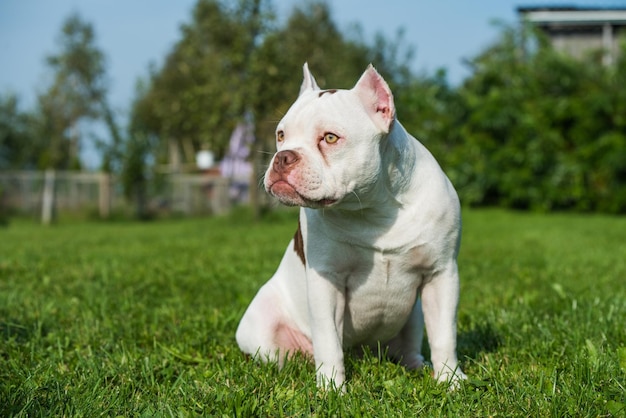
xmin=421 ymin=261 xmax=466 ymax=385
xmin=306 ymin=270 xmax=346 ymax=390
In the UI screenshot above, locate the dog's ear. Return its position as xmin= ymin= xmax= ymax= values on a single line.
xmin=299 ymin=62 xmax=320 ymax=96
xmin=353 ymin=64 xmax=395 ymax=133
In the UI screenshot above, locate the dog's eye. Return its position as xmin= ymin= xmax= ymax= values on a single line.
xmin=277 ymin=131 xmax=285 ymax=142
xmin=324 ymin=133 xmax=339 ymax=144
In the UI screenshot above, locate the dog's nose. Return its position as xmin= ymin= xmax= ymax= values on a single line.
xmin=273 ymin=150 xmax=300 ymax=173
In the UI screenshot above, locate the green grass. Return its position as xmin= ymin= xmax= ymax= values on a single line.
xmin=1 ymin=208 xmax=625 ymax=416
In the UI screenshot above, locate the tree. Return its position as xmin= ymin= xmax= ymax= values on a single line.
xmin=130 ymin=0 xmax=272 ymax=170
xmin=37 ymin=13 xmax=108 ymax=169
xmin=120 ymin=78 xmax=161 ymax=219
xmin=124 ymin=0 xmax=273 ymax=218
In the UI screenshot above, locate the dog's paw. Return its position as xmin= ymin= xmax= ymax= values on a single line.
xmin=399 ymin=353 xmax=425 ymax=370
xmin=435 ymin=367 xmax=467 ymax=390
xmin=316 ymin=365 xmax=346 ymax=393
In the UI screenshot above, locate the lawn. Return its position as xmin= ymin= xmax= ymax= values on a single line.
xmin=1 ymin=209 xmax=625 ymax=416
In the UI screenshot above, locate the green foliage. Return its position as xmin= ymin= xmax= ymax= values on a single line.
xmin=435 ymin=26 xmax=626 ymax=213
xmin=0 ymin=210 xmax=624 ymax=415
xmin=0 ymin=94 xmax=46 ymax=170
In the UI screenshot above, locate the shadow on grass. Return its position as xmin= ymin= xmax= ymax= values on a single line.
xmin=0 ymin=318 xmax=49 ymax=345
xmin=457 ymin=321 xmax=502 ymax=361
xmin=0 ymin=321 xmax=31 ymax=344
xmin=340 ymin=321 xmax=502 ymax=382
xmin=415 ymin=320 xmax=502 ymax=367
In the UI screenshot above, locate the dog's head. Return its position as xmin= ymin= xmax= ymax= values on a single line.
xmin=264 ymin=63 xmax=396 ymax=209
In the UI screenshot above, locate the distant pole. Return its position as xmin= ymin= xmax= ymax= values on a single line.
xmin=602 ymin=23 xmax=614 ymax=66
xmin=41 ymin=169 xmax=56 ymax=225
xmin=99 ymin=172 xmax=111 ymax=219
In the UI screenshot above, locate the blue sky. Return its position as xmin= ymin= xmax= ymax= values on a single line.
xmin=4 ymin=0 xmax=622 ymax=110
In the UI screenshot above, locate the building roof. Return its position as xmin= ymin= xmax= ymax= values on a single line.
xmin=518 ymin=6 xmax=626 ymax=26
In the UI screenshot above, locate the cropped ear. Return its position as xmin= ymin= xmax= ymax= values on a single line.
xmin=299 ymin=62 xmax=320 ymax=96
xmin=353 ymin=64 xmax=395 ymax=133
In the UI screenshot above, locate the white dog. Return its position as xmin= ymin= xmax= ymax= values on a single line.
xmin=236 ymin=64 xmax=466 ymax=388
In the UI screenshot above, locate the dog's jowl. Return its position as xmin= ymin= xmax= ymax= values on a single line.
xmin=236 ymin=63 xmax=466 ymax=389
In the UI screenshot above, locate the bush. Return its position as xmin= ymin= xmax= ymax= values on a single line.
xmin=399 ymin=26 xmax=626 ymax=213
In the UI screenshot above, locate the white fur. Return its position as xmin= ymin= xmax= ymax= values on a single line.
xmin=236 ymin=64 xmax=466 ymax=389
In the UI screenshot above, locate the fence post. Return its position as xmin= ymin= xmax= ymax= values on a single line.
xmin=99 ymin=172 xmax=111 ymax=219
xmin=41 ymin=169 xmax=56 ymax=225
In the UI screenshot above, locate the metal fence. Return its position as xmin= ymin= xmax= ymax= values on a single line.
xmin=0 ymin=170 xmax=235 ymax=221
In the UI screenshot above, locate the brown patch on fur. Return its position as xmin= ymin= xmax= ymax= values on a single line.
xmin=318 ymin=89 xmax=338 ymax=97
xmin=293 ymin=219 xmax=306 ymax=265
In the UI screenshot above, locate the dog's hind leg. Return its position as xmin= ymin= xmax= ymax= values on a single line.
xmin=236 ymin=282 xmax=313 ymax=366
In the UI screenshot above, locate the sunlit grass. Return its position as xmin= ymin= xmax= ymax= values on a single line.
xmin=1 ymin=209 xmax=625 ymax=416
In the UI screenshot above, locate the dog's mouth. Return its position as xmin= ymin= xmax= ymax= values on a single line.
xmin=269 ymin=180 xmax=338 ymax=208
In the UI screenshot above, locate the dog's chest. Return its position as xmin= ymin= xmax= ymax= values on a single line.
xmin=339 ymin=245 xmax=433 ymax=346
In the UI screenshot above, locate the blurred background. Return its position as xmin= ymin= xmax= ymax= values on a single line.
xmin=1 ymin=0 xmax=625 ymax=223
